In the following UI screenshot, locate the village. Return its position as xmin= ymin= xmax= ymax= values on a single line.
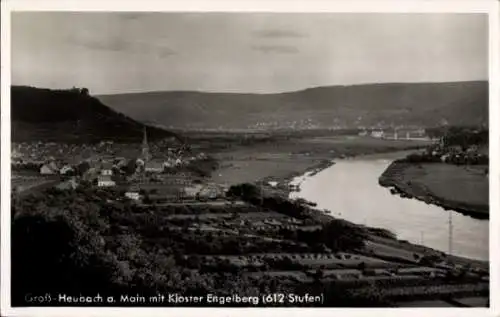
xmin=358 ymin=127 xmax=431 ymax=140
xmin=11 ymin=128 xmax=228 ymax=202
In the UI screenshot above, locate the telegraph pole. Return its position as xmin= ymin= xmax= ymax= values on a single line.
xmin=448 ymin=210 xmax=453 ymax=255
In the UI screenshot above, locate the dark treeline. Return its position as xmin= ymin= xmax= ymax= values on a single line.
xmin=443 ymin=128 xmax=488 ymax=150
xmin=426 ymin=126 xmax=488 ymax=148
xmin=403 ymin=153 xmax=488 ymax=165
xmin=405 ymin=126 xmax=489 ymax=165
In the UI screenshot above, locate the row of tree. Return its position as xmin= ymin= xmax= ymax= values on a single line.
xmin=426 ymin=126 xmax=488 ymax=150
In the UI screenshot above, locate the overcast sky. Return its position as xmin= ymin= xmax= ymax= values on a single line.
xmin=11 ymin=12 xmax=487 ymax=94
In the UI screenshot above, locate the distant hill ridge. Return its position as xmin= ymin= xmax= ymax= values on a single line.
xmin=11 ymin=85 xmax=179 ymax=143
xmin=98 ymin=81 xmax=488 ymax=130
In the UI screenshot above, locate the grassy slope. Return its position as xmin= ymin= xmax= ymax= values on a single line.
xmin=98 ymin=81 xmax=488 ymax=130
xmin=379 ymin=162 xmax=489 ymax=219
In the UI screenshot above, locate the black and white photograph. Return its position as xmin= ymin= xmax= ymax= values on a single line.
xmin=1 ymin=0 xmax=498 ymax=315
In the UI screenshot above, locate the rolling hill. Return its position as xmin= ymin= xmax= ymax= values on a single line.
xmin=98 ymin=81 xmax=488 ymax=131
xmin=11 ymin=86 xmax=180 ymax=143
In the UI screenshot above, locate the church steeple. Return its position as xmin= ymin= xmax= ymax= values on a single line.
xmin=142 ymin=126 xmax=150 ymax=162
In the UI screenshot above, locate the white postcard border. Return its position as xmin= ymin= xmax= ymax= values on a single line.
xmin=1 ymin=1 xmax=498 ymax=316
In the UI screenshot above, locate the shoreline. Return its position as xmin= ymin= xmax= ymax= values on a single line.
xmin=256 ymin=158 xmax=337 ymax=198
xmin=378 ymin=161 xmax=489 ymax=220
xmin=268 ymin=148 xmax=425 ymax=197
xmin=271 ymin=151 xmax=488 ymax=267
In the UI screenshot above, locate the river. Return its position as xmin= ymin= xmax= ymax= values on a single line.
xmin=289 ymin=152 xmax=489 ymax=261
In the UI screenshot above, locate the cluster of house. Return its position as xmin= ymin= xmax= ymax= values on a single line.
xmin=35 ymin=159 xmax=119 ymax=186
xmin=48 ymin=156 xmax=226 ymax=202
xmin=12 ymin=131 xmax=221 ymax=202
xmin=12 ymin=142 xmax=76 ymax=163
xmin=12 ymin=142 xmax=124 ymax=165
xmin=39 ymin=161 xmax=73 ymax=175
xmin=38 ymin=157 xmax=223 ymax=202
xmin=79 ymin=159 xmax=196 ymax=187
xmin=358 ymin=128 xmax=430 ymax=140
xmin=11 ymin=139 xmax=196 ymax=174
xmin=425 ymin=144 xmax=488 ymax=165
xmin=135 ymin=156 xmax=186 ymax=173
xmin=22 ymin=150 xmax=207 ymax=178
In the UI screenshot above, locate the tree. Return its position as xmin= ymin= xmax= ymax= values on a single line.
xmin=124 ymin=159 xmax=137 ymax=175
xmin=357 ymin=262 xmax=366 ymax=271
xmin=76 ymin=161 xmax=91 ymax=176
xmin=11 ymin=202 xmax=123 ymax=304
xmin=143 ymin=194 xmax=152 ymax=204
xmin=320 ymin=219 xmax=367 ymax=252
xmin=226 ymin=183 xmax=260 ymax=201
xmin=313 ymin=268 xmax=324 ymax=281
xmin=186 ymin=255 xmax=202 ymax=269
xmin=418 ymin=254 xmax=442 ymax=266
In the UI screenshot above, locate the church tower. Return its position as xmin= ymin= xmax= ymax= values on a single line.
xmin=142 ymin=126 xmax=151 ymax=162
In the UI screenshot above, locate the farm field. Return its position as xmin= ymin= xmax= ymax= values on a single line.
xmin=126 ymin=190 xmax=488 ymax=306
